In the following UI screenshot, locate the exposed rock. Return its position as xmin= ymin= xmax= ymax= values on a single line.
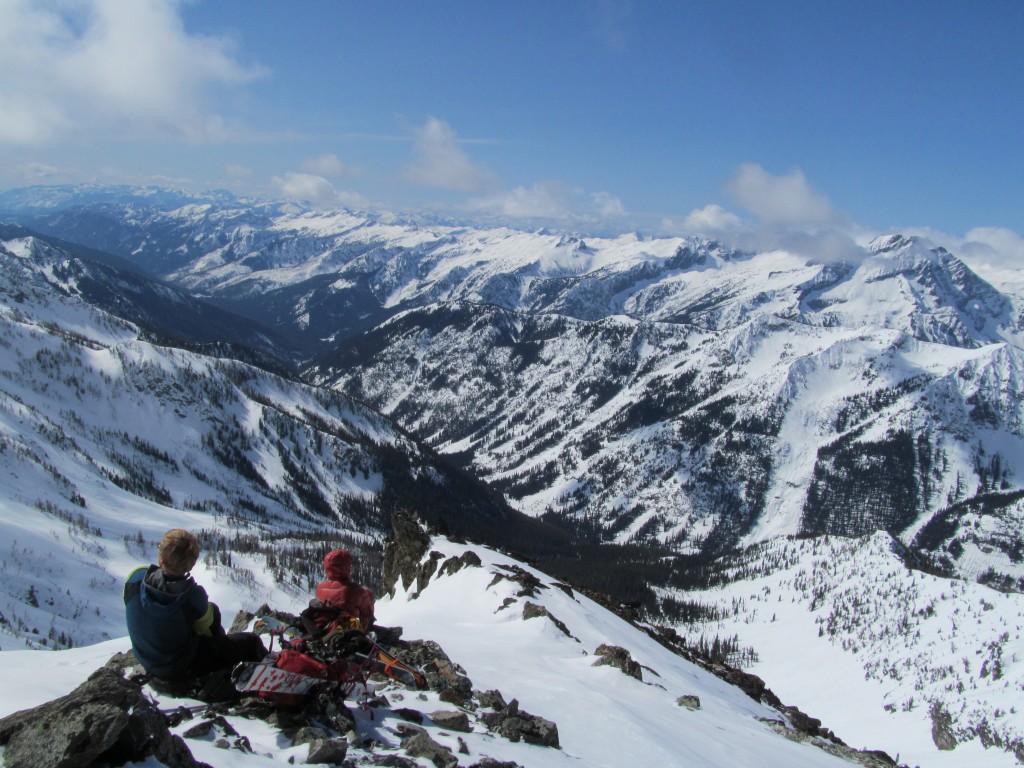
xmin=229 ymin=610 xmax=255 ymax=634
xmin=468 ymin=760 xmax=524 ymax=768
xmin=382 ymin=512 xmax=432 ymax=597
xmin=552 ymin=582 xmax=575 ymax=598
xmin=400 ymin=725 xmax=458 ymax=768
xmin=305 ymin=737 xmax=349 ymax=764
xmin=395 ymin=707 xmax=425 ymax=724
xmin=397 ymin=640 xmax=473 ymax=704
xmin=415 ymin=552 xmax=446 ymax=595
xmin=522 ymin=602 xmax=575 ymax=639
xmin=676 ymin=695 xmax=701 ymax=710
xmin=712 ymin=664 xmax=781 ymax=709
xmin=480 ymin=698 xmax=559 ymax=748
xmin=783 ymin=706 xmax=821 ymax=737
xmin=438 ymin=550 xmax=483 ymax=578
xmin=103 ymin=649 xmax=143 ymax=677
xmin=930 ymin=701 xmax=958 ymax=751
xmin=488 ymin=565 xmax=546 ymax=598
xmin=183 ymin=715 xmax=239 ymax=740
xmin=430 ymin=709 xmax=471 ymax=732
xmin=592 ymin=644 xmax=643 ymax=681
xmin=0 ymin=666 xmax=206 ymax=768
xmin=476 ymin=689 xmax=508 ymax=711
xmin=367 ymin=755 xmax=420 ymax=767
xmin=290 ymin=725 xmax=331 ymax=746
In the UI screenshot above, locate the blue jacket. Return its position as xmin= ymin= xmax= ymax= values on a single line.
xmin=123 ymin=565 xmax=215 ymax=678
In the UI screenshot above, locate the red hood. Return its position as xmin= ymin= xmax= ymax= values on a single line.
xmin=323 ymin=549 xmax=352 ymax=581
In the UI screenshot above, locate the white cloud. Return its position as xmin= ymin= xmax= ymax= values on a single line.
xmin=272 ymin=172 xmax=367 ymax=209
xmin=404 ymin=117 xmax=495 ymax=192
xmin=682 ymin=204 xmax=743 ymax=234
xmin=592 ymin=191 xmax=626 ymax=218
xmin=0 ymin=0 xmax=262 ymax=145
xmin=465 ymin=183 xmax=631 ymax=226
xmin=962 ymin=226 xmax=1024 ymax=267
xmin=725 ymin=163 xmax=839 ymax=226
xmin=224 ymin=163 xmax=253 ymax=179
xmin=301 ymin=153 xmax=347 ymax=178
xmin=467 ymin=181 xmax=573 ymax=220
xmin=17 ymin=161 xmax=73 ymax=181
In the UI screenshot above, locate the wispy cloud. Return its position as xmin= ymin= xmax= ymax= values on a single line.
xmin=301 ymin=153 xmax=347 ymax=178
xmin=467 ymin=181 xmax=573 ymax=220
xmin=587 ymin=0 xmax=635 ymax=51
xmin=725 ymin=163 xmax=841 ymax=226
xmin=903 ymin=225 xmax=1024 ymax=273
xmin=272 ymin=172 xmax=367 ymax=209
xmin=681 ymin=204 xmax=743 ymax=235
xmin=0 ymin=0 xmax=263 ymax=145
xmin=404 ymin=117 xmax=497 ymax=192
xmin=464 ymin=182 xmax=627 ymax=225
xmin=962 ymin=227 xmax=1024 ymax=267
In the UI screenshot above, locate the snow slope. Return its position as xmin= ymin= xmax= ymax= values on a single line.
xmin=671 ymin=533 xmax=1024 ymax=767
xmin=1 ymin=534 xmax=890 ymax=768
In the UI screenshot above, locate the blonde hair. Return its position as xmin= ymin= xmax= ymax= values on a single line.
xmin=158 ymin=529 xmax=200 ymax=575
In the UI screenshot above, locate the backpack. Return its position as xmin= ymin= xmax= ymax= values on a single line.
xmin=235 ymin=649 xmax=341 ymax=708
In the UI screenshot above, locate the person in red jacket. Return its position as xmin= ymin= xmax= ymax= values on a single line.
xmin=315 ymin=549 xmax=375 ymax=631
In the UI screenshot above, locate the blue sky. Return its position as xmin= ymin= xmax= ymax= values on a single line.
xmin=1 ymin=0 xmax=1022 ymax=262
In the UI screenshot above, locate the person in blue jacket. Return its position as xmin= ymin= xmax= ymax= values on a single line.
xmin=124 ymin=528 xmax=266 ymax=682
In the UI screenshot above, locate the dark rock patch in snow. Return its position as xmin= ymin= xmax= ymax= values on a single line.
xmin=522 ymin=601 xmax=577 ymax=640
xmin=592 ymin=643 xmax=643 ymax=680
xmin=0 ymin=666 xmax=206 ymax=768
xmin=479 ymin=697 xmax=560 ymax=748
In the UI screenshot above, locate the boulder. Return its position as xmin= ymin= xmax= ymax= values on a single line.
xmin=0 ymin=666 xmax=206 ymax=768
xmin=480 ymin=698 xmax=559 ymax=748
xmin=676 ymin=695 xmax=701 ymax=710
xmin=399 ymin=725 xmax=458 ymax=768
xmin=305 ymin=737 xmax=349 ymax=765
xmin=397 ymin=640 xmax=473 ymax=704
xmin=592 ymin=644 xmax=643 ymax=681
xmin=430 ymin=709 xmax=471 ymax=732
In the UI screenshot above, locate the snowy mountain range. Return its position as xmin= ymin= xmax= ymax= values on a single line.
xmin=0 ymin=224 xmax=538 ymax=653
xmin=4 ymin=185 xmax=1023 ymax=584
xmin=2 ymin=184 xmax=1024 ymax=765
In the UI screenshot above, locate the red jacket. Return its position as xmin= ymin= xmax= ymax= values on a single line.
xmin=316 ymin=549 xmax=375 ymax=630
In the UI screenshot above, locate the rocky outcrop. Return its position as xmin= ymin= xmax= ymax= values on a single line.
xmin=676 ymin=694 xmax=701 ymax=710
xmin=430 ymin=710 xmax=472 ymax=732
xmin=0 ymin=666 xmax=205 ymax=768
xmin=396 ymin=639 xmax=474 ymax=705
xmin=930 ymin=701 xmax=958 ymax=751
xmin=398 ymin=724 xmax=459 ymax=768
xmin=592 ymin=644 xmax=643 ymax=681
xmin=487 ymin=564 xmax=545 ymax=598
xmin=382 ymin=512 xmax=432 ymax=597
xmin=438 ymin=550 xmax=483 ymax=578
xmin=522 ymin=602 xmax=576 ymax=640
xmin=478 ymin=694 xmax=559 ymax=748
